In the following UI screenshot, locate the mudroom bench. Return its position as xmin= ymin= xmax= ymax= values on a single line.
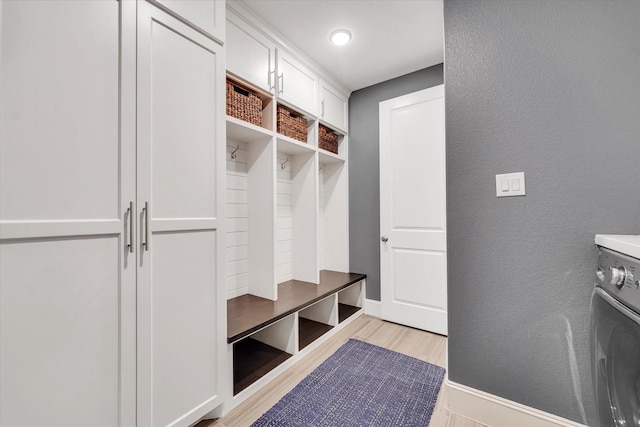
xmin=226 ymin=270 xmax=366 ymax=408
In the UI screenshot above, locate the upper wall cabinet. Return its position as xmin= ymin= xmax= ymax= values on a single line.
xmin=151 ymin=0 xmax=225 ymax=43
xmin=226 ymin=10 xmax=276 ymax=92
xmin=276 ymin=49 xmax=318 ymax=116
xmin=319 ymin=80 xmax=348 ymax=132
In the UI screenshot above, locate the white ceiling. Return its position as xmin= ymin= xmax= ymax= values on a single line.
xmin=237 ymin=0 xmax=444 ymax=92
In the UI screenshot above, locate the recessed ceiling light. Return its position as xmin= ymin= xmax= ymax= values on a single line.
xmin=330 ymin=29 xmax=352 ymax=46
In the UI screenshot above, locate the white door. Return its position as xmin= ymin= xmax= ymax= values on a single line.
xmin=0 ymin=1 xmax=136 ymax=426
xmin=136 ymin=3 xmax=225 ymax=426
xmin=379 ymin=86 xmax=447 ymax=335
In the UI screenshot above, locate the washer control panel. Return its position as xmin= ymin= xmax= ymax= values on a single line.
xmin=597 ymin=248 xmax=640 ymax=314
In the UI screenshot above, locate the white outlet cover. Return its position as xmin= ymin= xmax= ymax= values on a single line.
xmin=496 ymin=172 xmax=525 ymax=197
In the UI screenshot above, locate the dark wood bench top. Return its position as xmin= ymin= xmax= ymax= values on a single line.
xmin=227 ymin=270 xmax=366 ymax=343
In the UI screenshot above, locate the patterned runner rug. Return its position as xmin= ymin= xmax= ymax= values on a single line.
xmin=252 ymin=339 xmax=446 ymax=426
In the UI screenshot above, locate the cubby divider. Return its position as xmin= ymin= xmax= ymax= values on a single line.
xmin=246 ymin=138 xmax=277 ymax=300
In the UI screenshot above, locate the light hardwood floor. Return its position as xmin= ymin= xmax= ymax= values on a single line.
xmin=197 ymin=315 xmax=486 ymax=427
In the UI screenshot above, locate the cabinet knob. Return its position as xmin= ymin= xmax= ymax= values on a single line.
xmin=381 ymin=236 xmax=388 ymax=243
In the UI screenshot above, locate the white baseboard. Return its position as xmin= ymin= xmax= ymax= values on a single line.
xmin=446 ymin=378 xmax=587 ymax=427
xmin=364 ymin=299 xmax=381 ymax=318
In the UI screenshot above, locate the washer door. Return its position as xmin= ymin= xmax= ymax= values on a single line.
xmin=592 ymin=288 xmax=640 ymax=426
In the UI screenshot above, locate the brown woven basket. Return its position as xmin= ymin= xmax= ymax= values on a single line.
xmin=277 ymin=104 xmax=307 ymax=143
xmin=226 ymin=78 xmax=262 ymax=127
xmin=318 ymin=125 xmax=340 ymax=154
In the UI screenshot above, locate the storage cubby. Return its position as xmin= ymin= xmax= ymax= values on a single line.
xmin=319 ymin=157 xmax=349 ymax=272
xmin=276 ymin=102 xmax=317 ymax=147
xmin=298 ymin=295 xmax=337 ymax=350
xmin=227 ymin=73 xmax=275 ymax=132
xmin=318 ymin=124 xmax=345 ymax=158
xmin=338 ymin=282 xmax=363 ymax=323
xmin=226 ymin=129 xmax=276 ymax=301
xmin=275 ymin=146 xmax=318 ymax=285
xmin=232 ymin=314 xmax=295 ymax=395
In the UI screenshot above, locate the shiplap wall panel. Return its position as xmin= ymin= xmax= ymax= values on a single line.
xmin=276 ymin=153 xmax=293 ymax=283
xmin=226 ymin=141 xmax=249 ymax=299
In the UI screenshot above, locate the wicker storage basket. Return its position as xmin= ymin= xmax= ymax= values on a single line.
xmin=277 ymin=104 xmax=307 ymax=143
xmin=318 ymin=125 xmax=340 ymax=154
xmin=226 ymin=79 xmax=262 ymax=127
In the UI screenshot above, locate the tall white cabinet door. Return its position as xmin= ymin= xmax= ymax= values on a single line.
xmin=277 ymin=49 xmax=318 ymax=115
xmin=320 ymin=81 xmax=349 ymax=133
xmin=227 ymin=9 xmax=276 ymax=92
xmin=137 ymin=3 xmax=225 ymax=426
xmin=0 ymin=2 xmax=136 ymax=427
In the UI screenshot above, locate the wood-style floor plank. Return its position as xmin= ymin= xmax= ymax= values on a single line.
xmin=196 ymin=315 xmax=486 ymax=427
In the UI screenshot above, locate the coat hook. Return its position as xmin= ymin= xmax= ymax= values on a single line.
xmin=230 ymin=145 xmax=240 ymax=159
xmin=281 ymin=157 xmax=289 ymax=169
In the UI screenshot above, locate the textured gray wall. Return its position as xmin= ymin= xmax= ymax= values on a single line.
xmin=444 ymin=0 xmax=640 ymax=425
xmin=348 ymin=65 xmax=444 ymax=300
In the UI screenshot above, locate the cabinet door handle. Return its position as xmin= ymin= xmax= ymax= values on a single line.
xmin=127 ymin=201 xmax=134 ymax=253
xmin=278 ymin=73 xmax=284 ymax=94
xmin=269 ymin=70 xmax=276 ymax=93
xmin=143 ymin=201 xmax=149 ymax=251
xmin=321 ymin=99 xmax=325 ymax=118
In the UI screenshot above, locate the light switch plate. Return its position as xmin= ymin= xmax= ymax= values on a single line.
xmin=496 ymin=172 xmax=525 ymax=197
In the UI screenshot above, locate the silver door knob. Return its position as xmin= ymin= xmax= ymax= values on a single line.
xmin=381 ymin=236 xmax=388 ymax=243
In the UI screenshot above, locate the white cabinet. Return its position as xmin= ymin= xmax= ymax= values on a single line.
xmin=276 ymin=49 xmax=318 ymax=116
xmin=0 ymin=2 xmax=225 ymax=427
xmin=137 ymin=3 xmax=225 ymax=426
xmin=221 ymin=3 xmax=356 ymax=415
xmin=320 ymin=80 xmax=349 ymax=132
xmin=223 ymin=4 xmax=352 ymax=303
xmin=152 ymin=0 xmax=225 ymax=43
xmin=0 ymin=2 xmax=136 ymax=426
xmin=226 ymin=9 xmax=276 ymax=92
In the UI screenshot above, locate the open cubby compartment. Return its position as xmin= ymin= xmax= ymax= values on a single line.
xmin=275 ymin=144 xmax=319 ymax=285
xmin=318 ymin=158 xmax=348 ymax=272
xmin=276 ymin=102 xmax=317 ymax=148
xmin=318 ymin=122 xmax=346 ymax=159
xmin=338 ymin=281 xmax=364 ymax=323
xmin=226 ymin=132 xmax=277 ymax=301
xmin=232 ymin=314 xmax=296 ymax=396
xmin=298 ymin=294 xmax=337 ymax=351
xmin=227 ymin=72 xmax=275 ymax=131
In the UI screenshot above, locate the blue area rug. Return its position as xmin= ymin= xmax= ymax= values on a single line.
xmin=252 ymin=339 xmax=446 ymax=426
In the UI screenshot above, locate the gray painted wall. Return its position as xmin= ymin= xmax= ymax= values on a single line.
xmin=348 ymin=65 xmax=444 ymax=300
xmin=444 ymin=0 xmax=640 ymax=425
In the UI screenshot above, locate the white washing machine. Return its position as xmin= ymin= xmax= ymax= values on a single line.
xmin=592 ymin=235 xmax=640 ymax=426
